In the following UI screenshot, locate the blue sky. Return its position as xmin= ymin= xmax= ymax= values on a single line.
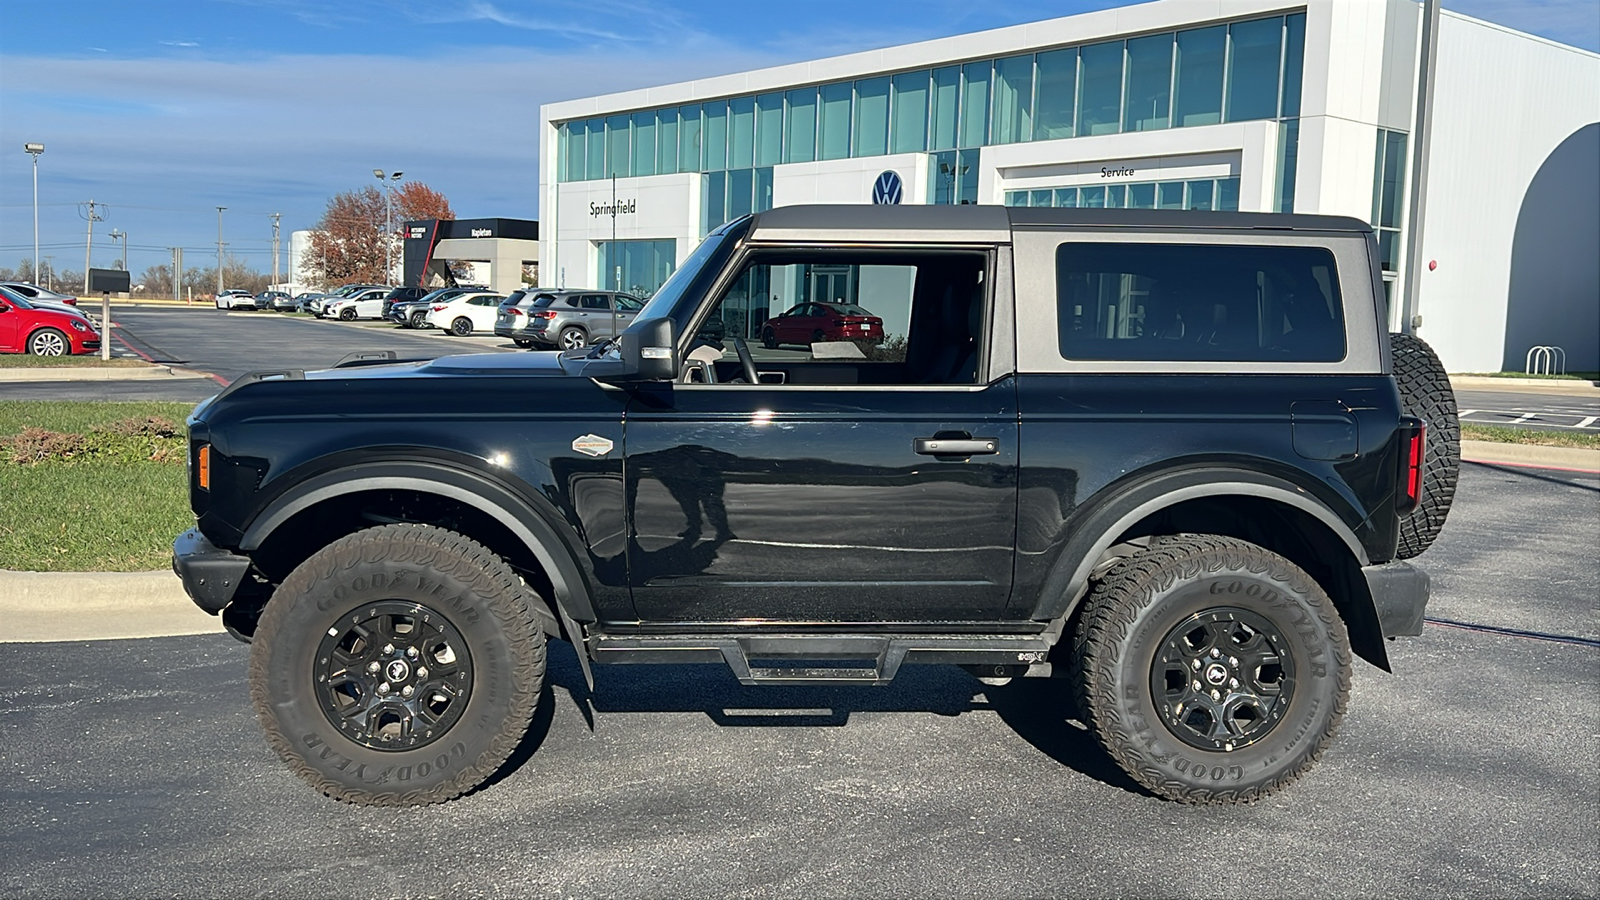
xmin=1 ymin=0 xmax=1596 ymax=283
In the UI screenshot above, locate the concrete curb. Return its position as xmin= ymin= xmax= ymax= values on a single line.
xmin=1450 ymin=375 xmax=1600 ymax=396
xmin=1461 ymin=440 xmax=1600 ymax=472
xmin=0 ymin=569 xmax=225 ymax=643
xmin=0 ymin=364 xmax=212 ymax=382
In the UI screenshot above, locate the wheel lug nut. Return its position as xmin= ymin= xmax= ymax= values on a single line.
xmin=416 ymin=666 xmax=428 ymax=679
xmin=407 ymin=647 xmax=419 ymax=659
xmin=1191 ymin=659 xmax=1201 ymax=670
xmin=1228 ymin=656 xmax=1238 ymax=667
xmin=383 ymin=643 xmax=396 ymax=655
xmin=1192 ymin=680 xmax=1203 ymax=692
xmin=1210 ymin=648 xmax=1221 ymax=658
xmin=377 ymin=683 xmax=390 ymax=694
xmin=367 ymin=661 xmax=381 ymax=674
xmin=1210 ymin=689 xmax=1221 ymax=700
xmin=401 ymin=685 xmax=414 ymax=698
xmin=1230 ymin=678 xmax=1239 ymax=689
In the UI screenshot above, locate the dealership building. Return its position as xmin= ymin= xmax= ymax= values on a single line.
xmin=539 ymin=0 xmax=1598 ymax=372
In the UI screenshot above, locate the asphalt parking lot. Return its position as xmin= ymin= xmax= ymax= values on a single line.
xmin=2 ymin=461 xmax=1594 ymax=898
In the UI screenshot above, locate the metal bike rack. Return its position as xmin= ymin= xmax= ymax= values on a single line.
xmin=1525 ymin=345 xmax=1566 ymax=375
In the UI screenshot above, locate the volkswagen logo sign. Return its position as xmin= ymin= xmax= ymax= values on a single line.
xmin=871 ymin=170 xmax=904 ymax=205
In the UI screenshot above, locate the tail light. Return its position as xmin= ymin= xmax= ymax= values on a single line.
xmin=832 ymin=319 xmax=846 ymax=326
xmin=508 ymin=308 xmax=524 ymax=317
xmin=533 ymin=310 xmax=558 ymax=319
xmin=431 ymin=305 xmax=447 ymax=311
xmin=64 ymin=298 xmax=78 ymax=306
xmin=1398 ymin=418 xmax=1425 ymax=513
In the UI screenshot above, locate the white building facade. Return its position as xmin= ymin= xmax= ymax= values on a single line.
xmin=540 ymin=0 xmax=1599 ymax=372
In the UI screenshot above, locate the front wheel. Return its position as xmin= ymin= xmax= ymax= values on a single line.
xmin=249 ymin=524 xmax=547 ymax=806
xmin=1071 ymin=535 xmax=1350 ymax=804
xmin=450 ymin=317 xmax=473 ymax=336
xmin=27 ymin=328 xmax=69 ymax=356
xmin=339 ymin=307 xmax=357 ymax=321
xmin=409 ymin=311 xmax=428 ymax=329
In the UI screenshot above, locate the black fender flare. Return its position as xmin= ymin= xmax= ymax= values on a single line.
xmin=238 ymin=460 xmax=598 ymax=627
xmin=1031 ymin=466 xmax=1384 ymax=667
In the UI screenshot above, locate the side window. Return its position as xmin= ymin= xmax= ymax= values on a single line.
xmin=581 ymin=295 xmax=611 ymax=310
xmin=695 ymin=250 xmax=989 ymax=385
xmin=1055 ymin=243 xmax=1345 ymax=362
xmin=616 ymin=295 xmax=644 ymax=312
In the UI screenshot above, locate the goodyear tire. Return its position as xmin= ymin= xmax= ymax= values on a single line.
xmin=1390 ymin=333 xmax=1459 ymax=558
xmin=249 ymin=524 xmax=546 ymax=806
xmin=1071 ymin=535 xmax=1351 ymax=804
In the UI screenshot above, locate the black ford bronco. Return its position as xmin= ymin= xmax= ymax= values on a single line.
xmin=173 ymin=205 xmax=1459 ymax=806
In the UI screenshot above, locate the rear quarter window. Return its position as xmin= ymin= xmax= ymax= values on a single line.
xmin=1055 ymin=243 xmax=1345 ymax=362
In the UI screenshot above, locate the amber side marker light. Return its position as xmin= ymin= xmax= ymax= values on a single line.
xmin=197 ymin=445 xmax=211 ymax=491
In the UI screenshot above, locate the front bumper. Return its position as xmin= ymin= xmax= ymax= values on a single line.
xmin=171 ymin=528 xmax=253 ymax=614
xmin=1364 ymin=560 xmax=1430 ymax=637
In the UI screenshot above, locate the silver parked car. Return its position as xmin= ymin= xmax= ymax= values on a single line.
xmin=494 ymin=289 xmax=642 ymax=349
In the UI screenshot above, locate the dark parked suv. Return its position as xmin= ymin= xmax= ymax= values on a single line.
xmin=172 ymin=205 xmax=1458 ymax=808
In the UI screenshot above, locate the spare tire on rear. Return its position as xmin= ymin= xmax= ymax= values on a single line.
xmin=1390 ymin=333 xmax=1459 ymax=559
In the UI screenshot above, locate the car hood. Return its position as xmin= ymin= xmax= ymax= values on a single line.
xmin=302 ymin=351 xmax=578 ymax=381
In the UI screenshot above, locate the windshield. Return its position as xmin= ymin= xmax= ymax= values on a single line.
xmin=0 ymin=286 xmax=35 ymax=309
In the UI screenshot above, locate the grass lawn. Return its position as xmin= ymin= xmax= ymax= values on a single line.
xmin=0 ymin=401 xmax=193 ymax=572
xmin=0 ymin=355 xmax=151 ymax=368
xmin=1460 ymin=423 xmax=1600 ymax=450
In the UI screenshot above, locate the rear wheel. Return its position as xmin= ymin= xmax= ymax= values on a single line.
xmin=1390 ymin=333 xmax=1459 ymax=558
xmin=27 ymin=328 xmax=69 ymax=356
xmin=450 ymin=317 xmax=473 ymax=336
xmin=762 ymin=328 xmax=777 ymax=350
xmin=558 ymin=326 xmax=586 ymax=350
xmin=249 ymin=524 xmax=547 ymax=806
xmin=1072 ymin=534 xmax=1350 ymax=804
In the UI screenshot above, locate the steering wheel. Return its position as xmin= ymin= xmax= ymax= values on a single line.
xmin=733 ymin=337 xmax=759 ymax=385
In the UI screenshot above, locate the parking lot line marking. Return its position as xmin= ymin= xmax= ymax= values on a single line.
xmin=1512 ymin=412 xmax=1537 ymax=423
xmin=1578 ymin=416 xmax=1597 ymax=429
xmin=1459 ymin=409 xmax=1476 ymax=417
xmin=1462 ymin=457 xmax=1600 ymax=475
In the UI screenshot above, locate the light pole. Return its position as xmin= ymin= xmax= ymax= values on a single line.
xmin=109 ymin=228 xmax=128 ymax=271
xmin=216 ymin=206 xmax=226 ymax=296
xmin=24 ymin=143 xmax=43 ymax=282
xmin=373 ymin=169 xmax=402 ymax=283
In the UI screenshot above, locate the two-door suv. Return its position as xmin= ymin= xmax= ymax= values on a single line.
xmin=173 ymin=205 xmax=1458 ymax=806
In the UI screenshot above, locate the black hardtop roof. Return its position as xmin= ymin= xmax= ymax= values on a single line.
xmin=747 ymin=204 xmax=1371 ymax=236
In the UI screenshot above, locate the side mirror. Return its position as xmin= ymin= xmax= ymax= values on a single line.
xmin=620 ymin=316 xmax=677 ymax=381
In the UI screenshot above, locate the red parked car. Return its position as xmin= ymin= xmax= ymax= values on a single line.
xmin=761 ymin=301 xmax=885 ymax=349
xmin=0 ymin=287 xmax=101 ymax=356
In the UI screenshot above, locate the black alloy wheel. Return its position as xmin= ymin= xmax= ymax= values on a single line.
xmin=339 ymin=307 xmax=357 ymax=321
xmin=451 ymin=317 xmax=473 ymax=336
xmin=1071 ymin=534 xmax=1350 ymax=804
xmin=762 ymin=328 xmax=778 ymax=350
xmin=250 ymin=524 xmax=547 ymax=806
xmin=409 ymin=311 xmax=428 ymax=329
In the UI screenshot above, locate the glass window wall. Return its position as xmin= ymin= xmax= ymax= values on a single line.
xmin=930 ymin=66 xmax=960 ymax=151
xmin=959 ymin=61 xmax=990 ymax=148
xmin=1034 ymin=48 xmax=1077 ymax=140
xmin=1009 ymin=177 xmax=1239 ymax=212
xmin=755 ymin=93 xmax=784 ymax=167
xmin=1173 ymin=25 xmax=1225 ymax=127
xmin=991 ymin=55 xmax=1034 ymax=145
xmin=1123 ymin=34 xmax=1173 ymax=132
xmin=854 ymin=76 xmax=890 ymax=157
xmin=1078 ymin=40 xmax=1124 ymax=137
xmin=597 ymin=239 xmax=676 ymax=298
xmin=786 ymin=88 xmax=817 ymax=163
xmin=556 ymin=12 xmax=1303 ymax=183
xmin=1227 ymin=17 xmax=1283 ymax=122
xmin=819 ymin=81 xmax=852 ymax=160
xmin=891 ymin=71 xmax=929 ymax=154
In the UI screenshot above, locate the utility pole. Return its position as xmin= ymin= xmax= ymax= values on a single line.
xmin=170 ymin=247 xmax=184 ymax=303
xmin=271 ymin=212 xmax=282 ymax=290
xmin=81 ymin=199 xmax=103 ymax=293
xmin=215 ymin=206 xmax=227 ymax=296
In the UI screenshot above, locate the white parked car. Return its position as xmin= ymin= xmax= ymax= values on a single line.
xmin=426 ymin=292 xmax=505 ymax=336
xmin=320 ymin=287 xmax=391 ymax=320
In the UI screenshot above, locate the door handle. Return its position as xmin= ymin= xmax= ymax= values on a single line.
xmin=914 ymin=437 xmax=999 ymax=456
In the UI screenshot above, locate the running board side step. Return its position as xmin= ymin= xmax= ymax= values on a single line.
xmin=589 ymin=633 xmax=1053 ymax=686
